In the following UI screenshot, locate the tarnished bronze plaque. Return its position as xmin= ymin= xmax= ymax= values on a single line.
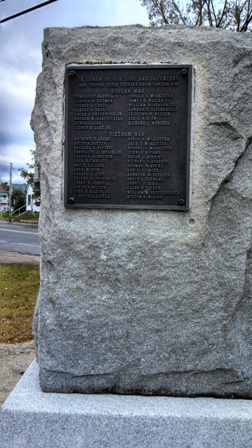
xmin=65 ymin=65 xmax=192 ymax=210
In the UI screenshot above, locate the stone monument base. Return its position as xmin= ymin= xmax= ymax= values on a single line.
xmin=1 ymin=361 xmax=252 ymax=447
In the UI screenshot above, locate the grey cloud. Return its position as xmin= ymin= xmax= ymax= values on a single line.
xmin=0 ymin=0 xmax=148 ymax=171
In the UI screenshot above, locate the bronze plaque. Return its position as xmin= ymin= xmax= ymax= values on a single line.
xmin=65 ymin=65 xmax=192 ymax=210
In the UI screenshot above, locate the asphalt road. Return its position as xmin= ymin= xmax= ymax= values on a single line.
xmin=0 ymin=222 xmax=40 ymax=256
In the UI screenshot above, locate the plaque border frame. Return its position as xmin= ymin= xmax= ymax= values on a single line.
xmin=64 ymin=64 xmax=192 ymax=211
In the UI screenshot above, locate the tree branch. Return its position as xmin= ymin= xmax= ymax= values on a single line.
xmin=171 ymin=0 xmax=187 ymax=24
xmin=216 ymin=0 xmax=229 ymax=27
xmin=240 ymin=0 xmax=252 ymax=30
xmin=194 ymin=0 xmax=205 ymax=25
xmin=158 ymin=0 xmax=169 ymax=23
xmin=240 ymin=12 xmax=252 ymax=30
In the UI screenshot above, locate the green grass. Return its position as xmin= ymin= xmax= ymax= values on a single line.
xmin=14 ymin=214 xmax=39 ymax=222
xmin=0 ymin=213 xmax=10 ymax=219
xmin=0 ymin=213 xmax=39 ymax=221
xmin=0 ymin=264 xmax=39 ymax=343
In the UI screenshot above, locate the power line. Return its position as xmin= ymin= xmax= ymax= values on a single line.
xmin=0 ymin=0 xmax=58 ymax=23
xmin=0 ymin=164 xmax=27 ymax=183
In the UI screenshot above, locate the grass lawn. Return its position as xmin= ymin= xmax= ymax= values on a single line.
xmin=0 ymin=264 xmax=39 ymax=343
xmin=0 ymin=213 xmax=39 ymax=222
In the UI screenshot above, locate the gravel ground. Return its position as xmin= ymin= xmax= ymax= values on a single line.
xmin=0 ymin=340 xmax=36 ymax=405
xmin=0 ymin=250 xmax=39 ymax=405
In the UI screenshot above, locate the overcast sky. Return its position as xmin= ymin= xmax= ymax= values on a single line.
xmin=0 ymin=0 xmax=148 ymax=183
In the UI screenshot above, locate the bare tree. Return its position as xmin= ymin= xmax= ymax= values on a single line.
xmin=140 ymin=0 xmax=252 ymax=31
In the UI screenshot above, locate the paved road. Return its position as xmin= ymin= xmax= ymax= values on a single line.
xmin=0 ymin=222 xmax=40 ymax=255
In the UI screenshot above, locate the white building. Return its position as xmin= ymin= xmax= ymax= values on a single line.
xmin=26 ymin=184 xmax=40 ymax=213
xmin=0 ymin=190 xmax=9 ymax=213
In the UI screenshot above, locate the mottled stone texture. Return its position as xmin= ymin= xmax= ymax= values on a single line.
xmin=31 ymin=25 xmax=252 ymax=397
xmin=3 ymin=361 xmax=252 ymax=448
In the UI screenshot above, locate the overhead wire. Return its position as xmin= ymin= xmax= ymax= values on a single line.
xmin=0 ymin=163 xmax=27 ymax=183
xmin=0 ymin=0 xmax=58 ymax=23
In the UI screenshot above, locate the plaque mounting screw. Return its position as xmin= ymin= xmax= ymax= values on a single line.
xmin=181 ymin=69 xmax=187 ymax=76
xmin=69 ymin=70 xmax=76 ymax=77
xmin=68 ymin=197 xmax=75 ymax=204
xmin=179 ymin=199 xmax=185 ymax=205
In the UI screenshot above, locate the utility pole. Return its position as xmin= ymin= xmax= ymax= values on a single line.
xmin=8 ymin=163 xmax=12 ymax=223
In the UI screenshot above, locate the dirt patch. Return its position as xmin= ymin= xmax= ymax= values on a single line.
xmin=0 ymin=340 xmax=36 ymax=405
xmin=0 ymin=250 xmax=40 ymax=266
xmin=0 ymin=250 xmax=39 ymax=405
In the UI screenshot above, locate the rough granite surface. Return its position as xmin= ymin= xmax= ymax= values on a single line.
xmin=31 ymin=25 xmax=252 ymax=396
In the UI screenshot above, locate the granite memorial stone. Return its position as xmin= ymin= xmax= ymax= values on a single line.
xmin=31 ymin=25 xmax=252 ymax=397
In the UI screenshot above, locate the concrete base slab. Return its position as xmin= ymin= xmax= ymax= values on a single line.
xmin=1 ymin=361 xmax=252 ymax=448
